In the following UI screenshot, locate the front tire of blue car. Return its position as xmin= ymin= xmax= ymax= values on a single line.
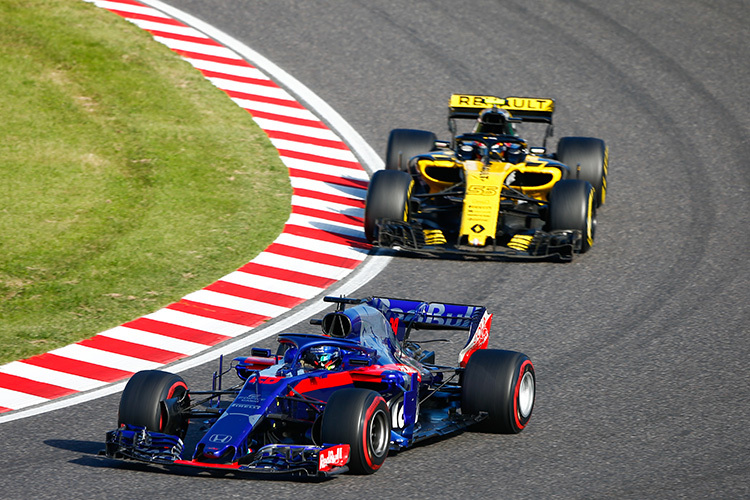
xmin=321 ymin=388 xmax=391 ymax=474
xmin=118 ymin=370 xmax=190 ymax=439
xmin=462 ymin=349 xmax=535 ymax=434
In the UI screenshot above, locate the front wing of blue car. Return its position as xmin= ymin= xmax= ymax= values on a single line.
xmin=104 ymin=426 xmax=350 ymax=477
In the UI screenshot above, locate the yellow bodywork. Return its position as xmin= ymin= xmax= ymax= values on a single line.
xmin=415 ymin=156 xmax=562 ymax=246
xmin=460 ymin=163 xmax=504 ymax=246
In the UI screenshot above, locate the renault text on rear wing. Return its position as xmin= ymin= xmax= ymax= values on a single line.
xmin=449 ymin=94 xmax=555 ymax=123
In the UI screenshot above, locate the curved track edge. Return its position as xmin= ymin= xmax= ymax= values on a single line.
xmin=0 ymin=0 xmax=387 ymax=420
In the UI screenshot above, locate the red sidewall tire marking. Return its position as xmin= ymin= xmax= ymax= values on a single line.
xmin=512 ymin=359 xmax=534 ymax=430
xmin=362 ymin=396 xmax=387 ymax=471
xmin=159 ymin=380 xmax=187 ymax=431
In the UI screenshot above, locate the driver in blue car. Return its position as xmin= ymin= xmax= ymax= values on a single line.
xmin=302 ymin=345 xmax=342 ymax=371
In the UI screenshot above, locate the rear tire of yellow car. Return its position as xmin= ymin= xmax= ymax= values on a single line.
xmin=548 ymin=179 xmax=597 ymax=253
xmin=364 ymin=169 xmax=413 ymax=243
xmin=557 ymin=136 xmax=608 ymax=207
xmin=385 ymin=129 xmax=437 ymax=173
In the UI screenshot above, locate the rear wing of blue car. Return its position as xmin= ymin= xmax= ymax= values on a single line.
xmin=366 ymin=296 xmax=485 ymax=331
xmin=321 ymin=296 xmax=493 ymax=368
xmin=322 ymin=295 xmax=485 ymax=331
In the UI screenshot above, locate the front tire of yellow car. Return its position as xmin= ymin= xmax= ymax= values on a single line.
xmin=364 ymin=169 xmax=413 ymax=243
xmin=547 ymin=179 xmax=597 ymax=253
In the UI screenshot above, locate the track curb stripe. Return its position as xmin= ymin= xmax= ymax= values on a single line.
xmin=22 ymin=354 xmax=134 ymax=382
xmin=0 ymin=0 xmax=373 ymax=414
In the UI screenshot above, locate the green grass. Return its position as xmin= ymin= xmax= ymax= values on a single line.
xmin=0 ymin=0 xmax=291 ymax=365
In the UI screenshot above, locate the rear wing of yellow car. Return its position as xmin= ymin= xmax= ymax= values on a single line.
xmin=449 ymin=94 xmax=555 ymax=124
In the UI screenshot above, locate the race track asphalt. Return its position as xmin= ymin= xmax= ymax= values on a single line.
xmin=0 ymin=1 xmax=747 ymax=498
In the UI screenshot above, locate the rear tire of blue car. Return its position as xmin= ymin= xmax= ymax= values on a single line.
xmin=118 ymin=370 xmax=190 ymax=439
xmin=557 ymin=136 xmax=608 ymax=207
xmin=364 ymin=169 xmax=413 ymax=243
xmin=548 ymin=179 xmax=597 ymax=253
xmin=385 ymin=128 xmax=437 ymax=172
xmin=462 ymin=349 xmax=535 ymax=434
xmin=321 ymin=388 xmax=391 ymax=474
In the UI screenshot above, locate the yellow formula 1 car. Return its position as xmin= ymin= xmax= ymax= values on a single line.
xmin=365 ymin=94 xmax=608 ymax=261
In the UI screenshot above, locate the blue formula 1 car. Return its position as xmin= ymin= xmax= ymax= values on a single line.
xmin=104 ymin=296 xmax=536 ymax=477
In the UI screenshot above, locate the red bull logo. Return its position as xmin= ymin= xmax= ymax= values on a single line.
xmin=318 ymin=444 xmax=350 ymax=471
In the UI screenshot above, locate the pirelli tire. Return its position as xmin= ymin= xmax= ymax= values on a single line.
xmin=461 ymin=349 xmax=536 ymax=434
xmin=118 ymin=370 xmax=190 ymax=439
xmin=548 ymin=179 xmax=597 ymax=253
xmin=557 ymin=136 xmax=608 ymax=207
xmin=385 ymin=128 xmax=437 ymax=172
xmin=321 ymin=388 xmax=391 ymax=475
xmin=364 ymin=169 xmax=413 ymax=243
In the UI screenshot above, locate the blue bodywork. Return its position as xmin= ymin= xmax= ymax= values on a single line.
xmin=104 ymin=296 xmax=492 ymax=476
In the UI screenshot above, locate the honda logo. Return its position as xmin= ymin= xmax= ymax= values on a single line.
xmin=208 ymin=434 xmax=232 ymax=444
